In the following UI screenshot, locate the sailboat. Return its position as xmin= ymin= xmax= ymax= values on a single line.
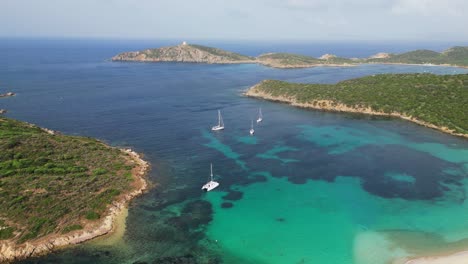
xmin=202 ymin=163 xmax=219 ymax=192
xmin=211 ymin=110 xmax=225 ymax=131
xmin=256 ymin=107 xmax=263 ymax=123
xmin=249 ymin=120 xmax=255 ymax=135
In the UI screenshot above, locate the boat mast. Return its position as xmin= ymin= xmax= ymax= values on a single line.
xmin=210 ymin=163 xmax=213 ymax=181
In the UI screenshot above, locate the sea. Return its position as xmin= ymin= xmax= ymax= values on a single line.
xmin=1 ymin=38 xmax=468 ymax=264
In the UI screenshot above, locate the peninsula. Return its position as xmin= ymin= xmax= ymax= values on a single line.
xmin=112 ymin=43 xmax=468 ymax=68
xmin=245 ymin=73 xmax=468 ymax=138
xmin=0 ymin=117 xmax=149 ymax=262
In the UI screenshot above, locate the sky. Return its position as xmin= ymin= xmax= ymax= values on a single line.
xmin=1 ymin=0 xmax=468 ymax=41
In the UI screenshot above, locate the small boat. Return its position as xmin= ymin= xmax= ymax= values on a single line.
xmin=249 ymin=120 xmax=255 ymax=135
xmin=202 ymin=163 xmax=219 ymax=192
xmin=211 ymin=110 xmax=225 ymax=131
xmin=256 ymin=107 xmax=263 ymax=123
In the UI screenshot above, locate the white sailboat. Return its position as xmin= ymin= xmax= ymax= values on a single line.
xmin=211 ymin=110 xmax=225 ymax=131
xmin=249 ymin=120 xmax=255 ymax=135
xmin=256 ymin=107 xmax=263 ymax=123
xmin=202 ymin=163 xmax=219 ymax=192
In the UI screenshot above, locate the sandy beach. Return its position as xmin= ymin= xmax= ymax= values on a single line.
xmin=394 ymin=251 xmax=468 ymax=264
xmin=0 ymin=148 xmax=150 ymax=263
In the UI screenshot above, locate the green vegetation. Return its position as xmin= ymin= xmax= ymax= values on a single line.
xmin=188 ymin=44 xmax=254 ymax=61
xmin=61 ymin=224 xmax=83 ymax=234
xmin=0 ymin=219 xmax=15 ymax=240
xmin=85 ymin=211 xmax=100 ymax=220
xmin=249 ymin=74 xmax=468 ymax=135
xmin=367 ymin=46 xmax=468 ymax=66
xmin=0 ymin=117 xmax=137 ymax=242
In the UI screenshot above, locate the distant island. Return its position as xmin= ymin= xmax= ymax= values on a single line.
xmin=246 ymin=73 xmax=468 ymax=138
xmin=0 ymin=117 xmax=149 ymax=262
xmin=112 ymin=41 xmax=255 ymax=64
xmin=112 ymin=42 xmax=468 ymax=68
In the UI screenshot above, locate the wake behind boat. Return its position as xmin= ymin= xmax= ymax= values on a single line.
xmin=249 ymin=120 xmax=255 ymax=135
xmin=212 ymin=110 xmax=225 ymax=131
xmin=256 ymin=107 xmax=263 ymax=123
xmin=202 ymin=163 xmax=219 ymax=192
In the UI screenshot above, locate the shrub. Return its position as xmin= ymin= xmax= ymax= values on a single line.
xmin=85 ymin=211 xmax=100 ymax=220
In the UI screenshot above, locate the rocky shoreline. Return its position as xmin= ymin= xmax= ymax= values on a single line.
xmin=245 ymin=85 xmax=468 ymax=139
xmin=0 ymin=148 xmax=150 ymax=263
xmin=0 ymin=92 xmax=15 ymax=98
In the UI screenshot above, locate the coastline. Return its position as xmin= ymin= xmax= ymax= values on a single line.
xmin=394 ymin=251 xmax=468 ymax=264
xmin=112 ymin=59 xmax=468 ymax=69
xmin=0 ymin=147 xmax=150 ymax=263
xmin=244 ymin=86 xmax=468 ymax=139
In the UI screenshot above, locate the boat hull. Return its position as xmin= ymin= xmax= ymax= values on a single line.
xmin=202 ymin=181 xmax=219 ymax=192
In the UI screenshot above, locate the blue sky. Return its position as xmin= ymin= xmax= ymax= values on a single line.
xmin=1 ymin=0 xmax=467 ymax=41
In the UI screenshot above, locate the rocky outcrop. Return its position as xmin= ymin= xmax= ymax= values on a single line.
xmin=319 ymin=53 xmax=337 ymax=60
xmin=369 ymin=52 xmax=391 ymax=59
xmin=0 ymin=92 xmax=15 ymax=98
xmin=0 ymin=149 xmax=150 ymax=263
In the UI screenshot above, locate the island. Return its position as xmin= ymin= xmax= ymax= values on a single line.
xmin=245 ymin=73 xmax=468 ymax=138
xmin=112 ymin=42 xmax=468 ymax=69
xmin=0 ymin=117 xmax=149 ymax=262
xmin=112 ymin=41 xmax=255 ymax=64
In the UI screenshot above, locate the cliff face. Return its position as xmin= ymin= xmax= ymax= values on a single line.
xmin=112 ymin=44 xmax=255 ymax=64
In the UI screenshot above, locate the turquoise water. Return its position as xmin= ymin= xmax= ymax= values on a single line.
xmin=203 ymin=123 xmax=468 ymax=264
xmin=1 ymin=39 xmax=468 ymax=264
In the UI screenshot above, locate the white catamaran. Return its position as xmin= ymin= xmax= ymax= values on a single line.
xmin=202 ymin=163 xmax=219 ymax=192
xmin=256 ymin=107 xmax=263 ymax=123
xmin=249 ymin=120 xmax=255 ymax=135
xmin=211 ymin=110 xmax=225 ymax=131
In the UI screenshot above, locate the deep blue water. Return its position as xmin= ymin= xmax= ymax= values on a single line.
xmin=1 ymin=39 xmax=468 ymax=264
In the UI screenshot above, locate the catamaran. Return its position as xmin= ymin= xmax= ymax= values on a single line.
xmin=249 ymin=120 xmax=255 ymax=135
xmin=212 ymin=110 xmax=225 ymax=131
xmin=256 ymin=107 xmax=263 ymax=123
xmin=202 ymin=163 xmax=219 ymax=192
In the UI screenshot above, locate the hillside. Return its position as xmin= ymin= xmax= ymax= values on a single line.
xmin=246 ymin=74 xmax=468 ymax=137
xmin=0 ymin=117 xmax=149 ymax=260
xmin=112 ymin=42 xmax=255 ymax=64
xmin=366 ymin=46 xmax=468 ymax=66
